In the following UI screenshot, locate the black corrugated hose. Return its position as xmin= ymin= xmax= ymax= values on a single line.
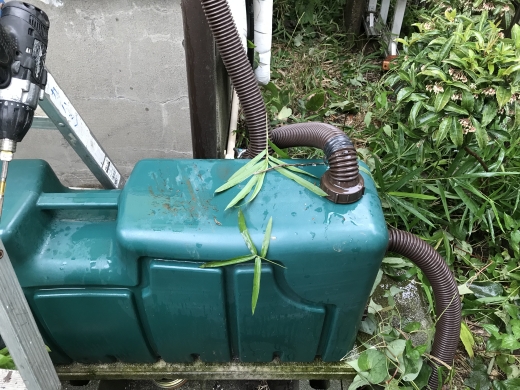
xmin=388 ymin=229 xmax=461 ymax=389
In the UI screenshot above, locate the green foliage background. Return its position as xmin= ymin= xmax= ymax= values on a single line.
xmin=265 ymin=0 xmax=520 ymax=388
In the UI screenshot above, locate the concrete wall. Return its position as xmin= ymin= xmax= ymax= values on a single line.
xmin=13 ymin=0 xmax=192 ymax=186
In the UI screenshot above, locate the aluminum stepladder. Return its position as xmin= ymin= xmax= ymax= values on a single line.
xmin=0 ymin=69 xmax=125 ymax=390
xmin=364 ymin=0 xmax=408 ymax=57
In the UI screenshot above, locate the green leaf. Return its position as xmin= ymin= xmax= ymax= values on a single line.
xmin=465 ymin=360 xmax=492 ymax=390
xmin=444 ymin=102 xmax=469 ymax=115
xmin=408 ymin=101 xmax=422 ymax=127
xmin=488 ymin=62 xmax=495 ymax=75
xmin=496 ymin=87 xmax=512 ymax=108
xmin=387 ymin=191 xmax=436 ymax=200
xmin=445 ymin=8 xmax=456 ymax=21
xmin=434 ymin=87 xmax=452 ymax=112
xmin=403 ymin=321 xmax=422 ymax=332
xmin=476 ymin=296 xmax=507 ymax=304
xmin=455 ymin=172 xmax=520 ymax=179
xmin=268 ymin=140 xmax=290 ymax=159
xmin=504 ymin=213 xmax=516 ymax=230
xmin=247 ymin=172 xmax=265 ymax=204
xmin=216 ymin=150 xmax=267 ymax=192
xmin=200 ymin=254 xmax=256 ymax=268
xmin=0 ymin=352 xmax=15 ymax=369
xmin=449 ymin=116 xmax=463 ymax=146
xmin=347 ymin=374 xmax=370 ymax=390
xmin=472 ymin=117 xmax=488 ymax=149
xmin=494 ymin=379 xmax=520 ymax=390
xmin=436 ymin=116 xmax=451 ymax=148
xmin=271 ymin=162 xmax=328 ymax=197
xmin=419 ymin=69 xmax=447 ymax=81
xmin=481 ymin=102 xmax=497 ymax=127
xmin=414 ymin=364 xmax=432 ymax=389
xmin=364 ymin=112 xmax=372 ymax=126
xmin=461 ymin=91 xmax=474 ymax=112
xmin=216 ymin=160 xmax=265 ymax=194
xmin=277 ymin=106 xmax=292 ymax=120
xmin=501 ymin=334 xmax=520 ymax=350
xmin=471 ymin=282 xmax=504 ymax=298
xmin=225 ymin=175 xmax=259 ymax=210
xmin=436 ymin=180 xmax=451 ymax=223
xmin=416 ymin=111 xmax=440 ymax=126
xmin=396 ymin=87 xmax=414 ymax=103
xmin=357 ymin=349 xmax=388 ymax=384
xmin=502 ymin=63 xmax=520 ymax=76
xmin=238 ymin=209 xmax=257 ymax=255
xmin=389 ymin=196 xmax=435 ymax=228
xmin=402 ymin=341 xmax=424 ymax=382
xmin=252 ymin=256 xmax=261 ymax=314
xmin=438 ymin=36 xmax=455 ymax=63
xmin=385 ymin=339 xmax=406 ymax=363
xmin=458 ymin=284 xmax=474 ymax=295
xmin=512 ymin=24 xmax=520 ymax=49
xmin=460 ymin=322 xmax=475 ymax=358
xmin=260 ymin=217 xmax=273 ymax=258
xmin=263 ymin=82 xmax=279 ymax=96
xmin=305 ymin=91 xmax=326 ymax=111
xmin=268 ymin=155 xmax=317 ymax=178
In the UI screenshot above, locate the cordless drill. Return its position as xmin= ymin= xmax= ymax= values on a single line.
xmin=0 ymin=1 xmax=49 ymax=218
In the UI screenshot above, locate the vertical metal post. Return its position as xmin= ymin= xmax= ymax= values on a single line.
xmin=367 ymin=0 xmax=378 ymax=29
xmin=367 ymin=0 xmax=378 ymax=12
xmin=0 ymin=241 xmax=61 ymax=390
xmin=181 ymin=0 xmax=231 ymax=159
xmin=380 ymin=0 xmax=391 ymax=23
xmin=389 ymin=0 xmax=407 ymax=56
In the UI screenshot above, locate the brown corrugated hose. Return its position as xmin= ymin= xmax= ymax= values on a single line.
xmin=270 ymin=122 xmax=364 ymax=203
xmin=388 ymin=229 xmax=461 ymax=389
xmin=199 ymin=0 xmax=269 ymax=158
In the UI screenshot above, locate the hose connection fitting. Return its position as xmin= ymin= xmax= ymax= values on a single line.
xmin=270 ymin=123 xmax=365 ymax=204
xmin=321 ymin=134 xmax=364 ymax=204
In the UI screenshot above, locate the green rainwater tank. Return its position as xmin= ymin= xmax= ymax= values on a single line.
xmin=0 ymin=158 xmax=388 ymax=365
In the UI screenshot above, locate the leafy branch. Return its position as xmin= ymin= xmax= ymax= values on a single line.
xmin=200 ymin=210 xmax=283 ymax=314
xmin=216 ymin=119 xmax=327 ymax=210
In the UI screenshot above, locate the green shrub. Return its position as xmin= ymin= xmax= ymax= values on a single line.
xmin=365 ymin=5 xmax=520 ymax=260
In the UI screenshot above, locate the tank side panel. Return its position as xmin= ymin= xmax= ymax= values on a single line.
xmin=33 ymin=290 xmax=156 ymax=363
xmin=142 ymin=260 xmax=231 ymax=363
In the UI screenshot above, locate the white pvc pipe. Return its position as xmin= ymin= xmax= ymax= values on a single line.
xmin=227 ymin=0 xmax=248 ymax=50
xmin=253 ymin=0 xmax=273 ymax=85
xmin=225 ymin=89 xmax=240 ymax=159
xmin=226 ymin=0 xmax=247 ymax=159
